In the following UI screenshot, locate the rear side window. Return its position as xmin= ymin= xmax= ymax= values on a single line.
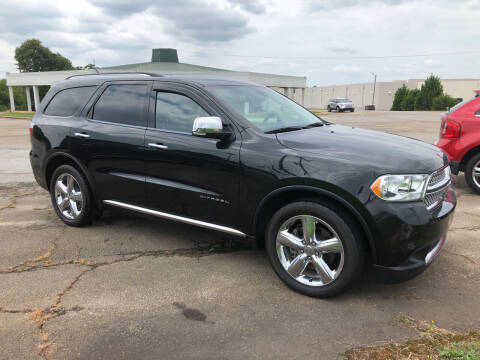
xmin=44 ymin=86 xmax=96 ymax=116
xmin=92 ymin=84 xmax=148 ymax=126
xmin=155 ymin=92 xmax=209 ymax=133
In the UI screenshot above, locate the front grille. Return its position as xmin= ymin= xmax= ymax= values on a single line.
xmin=424 ymin=166 xmax=451 ymax=210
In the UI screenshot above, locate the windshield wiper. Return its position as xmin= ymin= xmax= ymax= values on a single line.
xmin=265 ymin=122 xmax=325 ymax=134
xmin=304 ymin=122 xmax=324 ymax=128
xmin=265 ymin=126 xmax=305 ymax=134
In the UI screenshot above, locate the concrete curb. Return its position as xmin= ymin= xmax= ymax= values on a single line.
xmin=0 ymin=116 xmax=32 ymax=121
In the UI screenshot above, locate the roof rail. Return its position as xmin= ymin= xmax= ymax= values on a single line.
xmin=66 ymin=72 xmax=160 ymax=79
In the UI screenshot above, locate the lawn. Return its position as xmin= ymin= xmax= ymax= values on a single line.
xmin=0 ymin=111 xmax=34 ymax=118
xmin=344 ymin=314 xmax=480 ymax=360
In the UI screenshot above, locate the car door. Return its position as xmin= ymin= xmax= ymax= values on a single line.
xmin=70 ymin=81 xmax=151 ymax=205
xmin=144 ymin=82 xmax=241 ymax=229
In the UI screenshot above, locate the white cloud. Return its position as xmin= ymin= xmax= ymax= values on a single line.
xmin=333 ymin=65 xmax=361 ymax=73
xmin=0 ymin=0 xmax=479 ymax=85
xmin=424 ymin=59 xmax=441 ymax=67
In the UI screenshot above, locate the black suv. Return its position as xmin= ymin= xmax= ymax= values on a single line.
xmin=30 ymin=74 xmax=456 ymax=297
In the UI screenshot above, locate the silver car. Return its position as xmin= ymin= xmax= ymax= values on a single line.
xmin=327 ymin=98 xmax=355 ymax=112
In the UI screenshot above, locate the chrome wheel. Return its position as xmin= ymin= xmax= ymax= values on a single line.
xmin=472 ymin=160 xmax=480 ymax=188
xmin=276 ymin=215 xmax=344 ymax=287
xmin=54 ymin=173 xmax=84 ymax=220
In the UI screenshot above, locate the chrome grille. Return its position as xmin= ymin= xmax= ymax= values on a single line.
xmin=428 ymin=166 xmax=450 ymax=188
xmin=424 ymin=166 xmax=451 ymax=210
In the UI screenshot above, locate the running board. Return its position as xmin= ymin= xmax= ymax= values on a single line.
xmin=103 ymin=200 xmax=246 ymax=237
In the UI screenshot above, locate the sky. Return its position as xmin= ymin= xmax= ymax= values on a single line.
xmin=0 ymin=0 xmax=479 ymax=86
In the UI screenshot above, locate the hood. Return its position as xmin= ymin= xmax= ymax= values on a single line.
xmin=276 ymin=124 xmax=446 ymax=174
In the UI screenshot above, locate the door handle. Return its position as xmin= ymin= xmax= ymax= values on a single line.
xmin=74 ymin=132 xmax=90 ymax=138
xmin=148 ymin=143 xmax=168 ymax=150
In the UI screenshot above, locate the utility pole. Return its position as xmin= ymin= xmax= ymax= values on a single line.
xmin=372 ymin=72 xmax=377 ymax=106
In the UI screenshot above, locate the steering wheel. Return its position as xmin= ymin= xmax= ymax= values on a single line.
xmin=262 ymin=112 xmax=281 ymax=124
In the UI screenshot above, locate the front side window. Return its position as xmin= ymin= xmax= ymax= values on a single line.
xmin=155 ymin=92 xmax=209 ymax=133
xmin=209 ymin=85 xmax=323 ymax=133
xmin=44 ymin=86 xmax=96 ymax=116
xmin=92 ymin=84 xmax=147 ymax=126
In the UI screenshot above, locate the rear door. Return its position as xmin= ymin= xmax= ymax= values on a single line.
xmin=143 ymin=82 xmax=241 ymax=228
xmin=70 ymin=81 xmax=151 ymax=205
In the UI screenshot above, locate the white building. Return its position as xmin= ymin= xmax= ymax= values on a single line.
xmin=5 ymin=48 xmax=306 ymax=112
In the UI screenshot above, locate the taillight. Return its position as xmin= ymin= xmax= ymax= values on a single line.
xmin=441 ymin=119 xmax=461 ymax=138
xmin=29 ymin=122 xmax=33 ymax=136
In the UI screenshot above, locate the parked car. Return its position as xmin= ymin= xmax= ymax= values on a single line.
xmin=30 ymin=74 xmax=455 ymax=298
xmin=327 ymin=98 xmax=355 ymax=112
xmin=436 ymin=90 xmax=480 ymax=193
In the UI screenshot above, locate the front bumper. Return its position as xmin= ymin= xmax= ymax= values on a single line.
xmin=369 ymin=187 xmax=456 ymax=283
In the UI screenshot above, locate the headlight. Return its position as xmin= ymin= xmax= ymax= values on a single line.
xmin=370 ymin=174 xmax=429 ymax=201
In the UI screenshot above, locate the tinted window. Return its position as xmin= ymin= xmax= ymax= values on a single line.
xmin=44 ymin=86 xmax=96 ymax=116
xmin=155 ymin=92 xmax=209 ymax=133
xmin=92 ymin=84 xmax=147 ymax=126
xmin=476 ymin=109 xmax=480 ymax=116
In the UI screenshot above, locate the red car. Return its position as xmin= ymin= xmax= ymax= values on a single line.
xmin=436 ymin=89 xmax=480 ymax=193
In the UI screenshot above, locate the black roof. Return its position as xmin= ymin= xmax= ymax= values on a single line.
xmin=62 ymin=73 xmax=256 ymax=88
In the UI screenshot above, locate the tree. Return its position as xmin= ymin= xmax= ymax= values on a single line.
xmin=401 ymin=89 xmax=419 ymax=111
xmin=0 ymin=79 xmax=28 ymax=111
xmin=414 ymin=74 xmax=443 ymax=110
xmin=391 ymin=84 xmax=409 ymax=111
xmin=15 ymin=39 xmax=73 ymax=72
xmin=432 ymin=94 xmax=461 ymax=111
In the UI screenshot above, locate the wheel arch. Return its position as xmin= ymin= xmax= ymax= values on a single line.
xmin=44 ymin=152 xmax=97 ymax=203
xmin=253 ymin=185 xmax=378 ymax=262
xmin=460 ymin=145 xmax=480 ymax=171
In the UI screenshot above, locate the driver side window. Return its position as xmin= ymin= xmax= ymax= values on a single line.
xmin=155 ymin=92 xmax=209 ymax=133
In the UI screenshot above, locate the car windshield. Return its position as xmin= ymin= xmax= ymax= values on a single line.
xmin=336 ymin=98 xmax=350 ymax=102
xmin=209 ymin=85 xmax=324 ymax=133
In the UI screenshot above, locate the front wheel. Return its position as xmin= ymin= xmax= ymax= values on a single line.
xmin=465 ymin=153 xmax=480 ymax=194
xmin=327 ymin=106 xmax=331 ymax=112
xmin=265 ymin=201 xmax=365 ymax=298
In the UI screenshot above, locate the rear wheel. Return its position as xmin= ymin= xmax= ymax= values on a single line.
xmin=50 ymin=165 xmax=95 ymax=226
xmin=265 ymin=201 xmax=365 ymax=298
xmin=465 ymin=153 xmax=480 ymax=194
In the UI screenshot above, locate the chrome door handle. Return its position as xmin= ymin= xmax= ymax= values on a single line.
xmin=74 ymin=132 xmax=90 ymax=138
xmin=148 ymin=143 xmax=168 ymax=150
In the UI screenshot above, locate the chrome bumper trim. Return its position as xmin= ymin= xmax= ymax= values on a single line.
xmin=425 ymin=235 xmax=446 ymax=264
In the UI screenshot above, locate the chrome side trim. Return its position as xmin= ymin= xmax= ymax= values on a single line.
xmin=103 ymin=200 xmax=246 ymax=237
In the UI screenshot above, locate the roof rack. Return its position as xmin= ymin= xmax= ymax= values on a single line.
xmin=66 ymin=72 xmax=161 ymax=79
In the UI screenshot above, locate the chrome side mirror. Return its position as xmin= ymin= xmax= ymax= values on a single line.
xmin=192 ymin=117 xmax=231 ymax=139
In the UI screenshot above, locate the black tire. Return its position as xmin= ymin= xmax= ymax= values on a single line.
xmin=265 ymin=201 xmax=365 ymax=298
xmin=465 ymin=153 xmax=480 ymax=194
xmin=327 ymin=106 xmax=331 ymax=112
xmin=50 ymin=165 xmax=95 ymax=226
xmin=336 ymin=106 xmax=343 ymax=112
xmin=351 ymin=109 xmax=355 ymax=112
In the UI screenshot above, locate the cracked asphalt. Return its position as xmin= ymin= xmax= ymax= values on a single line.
xmin=0 ymin=112 xmax=479 ymax=360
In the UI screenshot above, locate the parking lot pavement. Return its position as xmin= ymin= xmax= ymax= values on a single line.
xmin=0 ymin=112 xmax=479 ymax=359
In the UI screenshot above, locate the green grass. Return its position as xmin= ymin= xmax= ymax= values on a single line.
xmin=0 ymin=111 xmax=34 ymax=118
xmin=439 ymin=342 xmax=480 ymax=360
